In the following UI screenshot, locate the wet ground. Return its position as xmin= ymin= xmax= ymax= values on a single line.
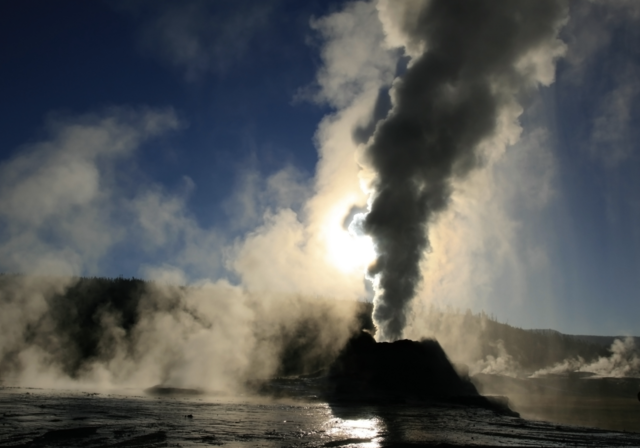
xmin=472 ymin=373 xmax=640 ymax=433
xmin=2 ymin=385 xmax=640 ymax=447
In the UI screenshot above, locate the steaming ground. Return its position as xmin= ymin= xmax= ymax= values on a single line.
xmin=0 ymin=275 xmax=364 ymax=391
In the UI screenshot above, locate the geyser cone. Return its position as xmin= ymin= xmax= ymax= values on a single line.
xmin=328 ymin=331 xmax=517 ymax=414
xmin=330 ymin=331 xmax=476 ymax=399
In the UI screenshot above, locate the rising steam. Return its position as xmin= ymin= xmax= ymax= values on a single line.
xmin=0 ymin=274 xmax=363 ymax=390
xmin=532 ymin=337 xmax=640 ymax=378
xmin=359 ymin=0 xmax=568 ymax=341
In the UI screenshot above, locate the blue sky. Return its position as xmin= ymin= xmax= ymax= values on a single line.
xmin=1 ymin=0 xmax=331 ymax=224
xmin=1 ymin=0 xmax=639 ymax=336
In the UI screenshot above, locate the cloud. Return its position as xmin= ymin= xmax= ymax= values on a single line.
xmin=298 ymin=0 xmax=398 ymax=108
xmin=229 ymin=0 xmax=399 ymax=301
xmin=562 ymin=0 xmax=640 ymax=81
xmin=0 ymin=106 xmax=230 ymax=283
xmin=561 ymin=0 xmax=640 ymax=167
xmin=223 ymin=164 xmax=311 ymax=232
xmin=133 ymin=186 xmax=225 ymax=281
xmin=589 ymin=66 xmax=640 ymax=167
xmin=0 ymin=107 xmax=180 ymax=276
xmin=232 ymin=208 xmax=360 ymax=297
xmin=127 ymin=0 xmax=276 ymax=80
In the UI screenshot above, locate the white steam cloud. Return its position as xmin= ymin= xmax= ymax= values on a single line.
xmin=470 ymin=340 xmax=522 ymax=378
xmin=532 ymin=337 xmax=640 ymax=378
xmin=0 ymin=108 xmax=181 ymax=276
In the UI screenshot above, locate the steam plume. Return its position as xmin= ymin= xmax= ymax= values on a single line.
xmin=362 ymin=0 xmax=567 ymax=340
xmin=532 ymin=337 xmax=640 ymax=378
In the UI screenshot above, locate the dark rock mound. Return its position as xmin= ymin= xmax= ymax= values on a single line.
xmin=328 ymin=331 xmax=516 ymax=414
xmin=329 ymin=331 xmax=475 ymax=398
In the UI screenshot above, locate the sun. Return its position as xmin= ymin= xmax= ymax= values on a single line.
xmin=325 ymin=212 xmax=377 ymax=274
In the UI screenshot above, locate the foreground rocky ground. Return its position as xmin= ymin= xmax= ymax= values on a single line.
xmin=1 ymin=385 xmax=640 ymax=447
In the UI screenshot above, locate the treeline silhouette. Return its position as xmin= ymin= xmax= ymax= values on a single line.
xmin=418 ymin=306 xmax=612 ymax=372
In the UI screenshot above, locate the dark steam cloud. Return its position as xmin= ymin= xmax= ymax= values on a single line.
xmin=363 ymin=0 xmax=567 ymax=340
xmin=353 ymin=86 xmax=393 ymax=145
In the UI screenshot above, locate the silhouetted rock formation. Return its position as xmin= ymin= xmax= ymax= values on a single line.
xmin=329 ymin=331 xmax=476 ymax=399
xmin=328 ymin=331 xmax=515 ymax=415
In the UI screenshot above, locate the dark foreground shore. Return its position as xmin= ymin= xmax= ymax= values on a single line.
xmin=1 ymin=385 xmax=640 ymax=447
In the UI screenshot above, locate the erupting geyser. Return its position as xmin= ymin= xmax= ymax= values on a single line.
xmin=357 ymin=0 xmax=567 ymax=341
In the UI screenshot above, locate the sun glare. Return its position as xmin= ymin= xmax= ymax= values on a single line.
xmin=327 ymin=417 xmax=383 ymax=446
xmin=326 ymin=212 xmax=377 ymax=273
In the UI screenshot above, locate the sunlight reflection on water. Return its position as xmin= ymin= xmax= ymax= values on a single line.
xmin=327 ymin=416 xmax=384 ymax=447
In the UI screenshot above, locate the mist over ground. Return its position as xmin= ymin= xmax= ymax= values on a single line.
xmin=0 ymin=274 xmax=368 ymax=391
xmin=1 ymin=274 xmax=637 ymax=397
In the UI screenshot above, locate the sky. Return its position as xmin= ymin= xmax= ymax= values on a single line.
xmin=1 ymin=0 xmax=640 ymax=337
